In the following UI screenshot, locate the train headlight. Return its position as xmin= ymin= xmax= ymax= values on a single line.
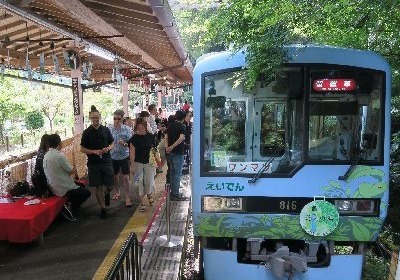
xmin=333 ymin=199 xmax=378 ymax=215
xmin=355 ymin=200 xmax=375 ymax=213
xmin=335 ymin=200 xmax=353 ymax=212
xmin=203 ymin=196 xmax=243 ymax=212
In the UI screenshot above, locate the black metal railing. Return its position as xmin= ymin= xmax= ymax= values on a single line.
xmin=105 ymin=232 xmax=142 ymax=280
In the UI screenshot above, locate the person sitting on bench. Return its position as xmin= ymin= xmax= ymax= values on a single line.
xmin=44 ymin=134 xmax=91 ymax=221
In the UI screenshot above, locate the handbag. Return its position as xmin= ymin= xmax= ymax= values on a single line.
xmin=157 ymin=138 xmax=166 ymax=161
xmin=9 ymin=181 xmax=30 ymax=197
xmin=31 ymin=171 xmax=53 ymax=197
xmin=149 ymin=147 xmax=162 ymax=167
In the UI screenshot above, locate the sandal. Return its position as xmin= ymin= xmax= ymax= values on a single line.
xmin=147 ymin=194 xmax=154 ymax=206
xmin=112 ymin=193 xmax=121 ymax=200
xmin=139 ymin=204 xmax=146 ymax=212
xmin=125 ymin=200 xmax=133 ymax=208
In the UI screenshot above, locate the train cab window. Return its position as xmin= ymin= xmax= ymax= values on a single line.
xmin=308 ymin=68 xmax=383 ymax=162
xmin=202 ymin=67 xmax=304 ymax=175
xmin=203 ymin=71 xmax=247 ymax=173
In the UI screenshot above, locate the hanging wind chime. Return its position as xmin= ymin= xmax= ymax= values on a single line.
xmin=39 ymin=32 xmax=45 ymax=77
xmin=62 ymin=46 xmax=70 ymax=70
xmin=87 ymin=61 xmax=93 ymax=79
xmin=82 ymin=59 xmax=88 ymax=79
xmin=1 ymin=12 xmax=10 ymax=80
xmin=51 ymin=40 xmax=60 ymax=74
xmin=114 ymin=57 xmax=122 ymax=86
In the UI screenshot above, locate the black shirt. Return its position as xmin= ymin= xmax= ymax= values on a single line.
xmin=129 ymin=133 xmax=154 ymax=164
xmin=183 ymin=121 xmax=192 ymax=145
xmin=81 ymin=125 xmax=114 ymax=165
xmin=166 ymin=120 xmax=186 ymax=155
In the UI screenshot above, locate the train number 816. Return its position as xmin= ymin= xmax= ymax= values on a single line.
xmin=279 ymin=200 xmax=298 ymax=211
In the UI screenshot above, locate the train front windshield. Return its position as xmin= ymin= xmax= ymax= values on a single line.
xmin=202 ymin=66 xmax=384 ymax=176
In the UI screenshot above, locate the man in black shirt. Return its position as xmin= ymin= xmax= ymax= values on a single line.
xmin=80 ymin=105 xmax=114 ymax=218
xmin=165 ymin=110 xmax=186 ymax=200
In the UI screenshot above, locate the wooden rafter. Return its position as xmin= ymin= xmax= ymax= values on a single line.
xmin=0 ymin=0 xmax=192 ymax=84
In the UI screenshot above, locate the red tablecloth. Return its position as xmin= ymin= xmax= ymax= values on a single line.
xmin=0 ymin=196 xmax=66 ymax=243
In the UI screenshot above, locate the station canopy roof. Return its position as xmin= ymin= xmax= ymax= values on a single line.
xmin=0 ymin=0 xmax=193 ymax=87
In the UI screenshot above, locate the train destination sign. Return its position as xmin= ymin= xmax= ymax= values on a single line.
xmin=313 ymin=78 xmax=356 ymax=91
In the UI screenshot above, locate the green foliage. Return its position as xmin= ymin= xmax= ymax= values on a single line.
xmin=212 ymin=118 xmax=245 ymax=153
xmin=83 ymin=88 xmax=115 ymax=123
xmin=362 ymin=250 xmax=389 ymax=280
xmin=379 ymin=225 xmax=399 ymax=252
xmin=25 ymin=110 xmax=44 ymax=130
xmin=0 ymin=77 xmax=28 ymax=143
xmin=175 ymin=9 xmax=218 ymax=62
xmin=206 ymin=0 xmax=301 ymax=89
xmin=174 ymin=0 xmax=400 ymax=92
xmin=210 ymin=100 xmax=246 ymax=153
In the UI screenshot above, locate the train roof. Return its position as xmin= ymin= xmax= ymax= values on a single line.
xmin=194 ymin=44 xmax=390 ymax=76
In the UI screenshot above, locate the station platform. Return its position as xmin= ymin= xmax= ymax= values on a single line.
xmin=0 ymin=167 xmax=191 ymax=280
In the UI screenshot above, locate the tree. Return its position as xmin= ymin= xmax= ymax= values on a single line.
xmin=30 ymin=85 xmax=72 ymax=132
xmin=174 ymin=0 xmax=400 ymax=93
xmin=83 ymin=88 xmax=115 ymax=124
xmin=174 ymin=2 xmax=224 ymax=63
xmin=25 ymin=110 xmax=44 ymax=130
xmin=0 ymin=77 xmax=28 ymax=144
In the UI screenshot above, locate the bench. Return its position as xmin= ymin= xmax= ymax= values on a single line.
xmin=0 ymin=196 xmax=67 ymax=243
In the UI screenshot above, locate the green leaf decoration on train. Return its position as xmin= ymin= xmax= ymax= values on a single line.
xmin=329 ymin=223 xmax=351 ymax=241
xmin=348 ymin=218 xmax=382 ymax=241
xmin=321 ymin=180 xmax=351 ymax=197
xmin=196 ymin=215 xmax=236 ymax=237
xmin=195 ymin=214 xmax=383 ymax=241
xmin=247 ymin=215 xmax=308 ymax=239
xmin=354 ymin=182 xmax=388 ymax=198
xmin=321 ymin=166 xmax=387 ymax=198
xmin=346 ymin=166 xmax=384 ymax=182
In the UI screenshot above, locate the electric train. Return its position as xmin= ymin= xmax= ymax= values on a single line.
xmin=191 ymin=45 xmax=391 ymax=279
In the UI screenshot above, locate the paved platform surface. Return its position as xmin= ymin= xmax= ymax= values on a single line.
xmin=140 ymin=190 xmax=190 ymax=280
xmin=0 ymin=167 xmax=181 ymax=280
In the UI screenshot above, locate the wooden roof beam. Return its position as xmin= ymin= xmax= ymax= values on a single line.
xmin=82 ymin=0 xmax=152 ymax=15
xmin=49 ymin=0 xmax=163 ymax=69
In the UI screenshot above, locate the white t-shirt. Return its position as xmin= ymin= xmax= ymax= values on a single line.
xmin=43 ymin=148 xmax=78 ymax=196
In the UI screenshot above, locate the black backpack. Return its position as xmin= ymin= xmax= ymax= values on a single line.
xmin=31 ymin=171 xmax=53 ymax=197
xmin=9 ymin=181 xmax=30 ymax=197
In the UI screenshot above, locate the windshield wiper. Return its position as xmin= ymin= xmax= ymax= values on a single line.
xmin=248 ymin=144 xmax=284 ymax=184
xmin=338 ymin=148 xmax=366 ymax=181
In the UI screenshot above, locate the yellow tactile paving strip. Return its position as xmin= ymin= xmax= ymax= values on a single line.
xmin=92 ymin=171 xmax=167 ymax=280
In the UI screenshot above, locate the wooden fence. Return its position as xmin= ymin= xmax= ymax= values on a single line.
xmin=0 ymin=135 xmax=87 ymax=195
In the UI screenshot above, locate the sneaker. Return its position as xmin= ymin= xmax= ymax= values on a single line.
xmin=100 ymin=208 xmax=107 ymax=219
xmin=60 ymin=204 xmax=77 ymax=221
xmin=156 ymin=169 xmax=163 ymax=174
xmin=139 ymin=204 xmax=146 ymax=212
xmin=104 ymin=192 xmax=110 ymax=206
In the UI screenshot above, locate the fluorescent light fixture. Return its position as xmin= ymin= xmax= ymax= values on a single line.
xmin=86 ymin=45 xmax=115 ymax=62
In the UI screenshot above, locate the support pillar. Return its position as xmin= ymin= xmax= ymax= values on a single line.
xmin=122 ymin=79 xmax=129 ymax=117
